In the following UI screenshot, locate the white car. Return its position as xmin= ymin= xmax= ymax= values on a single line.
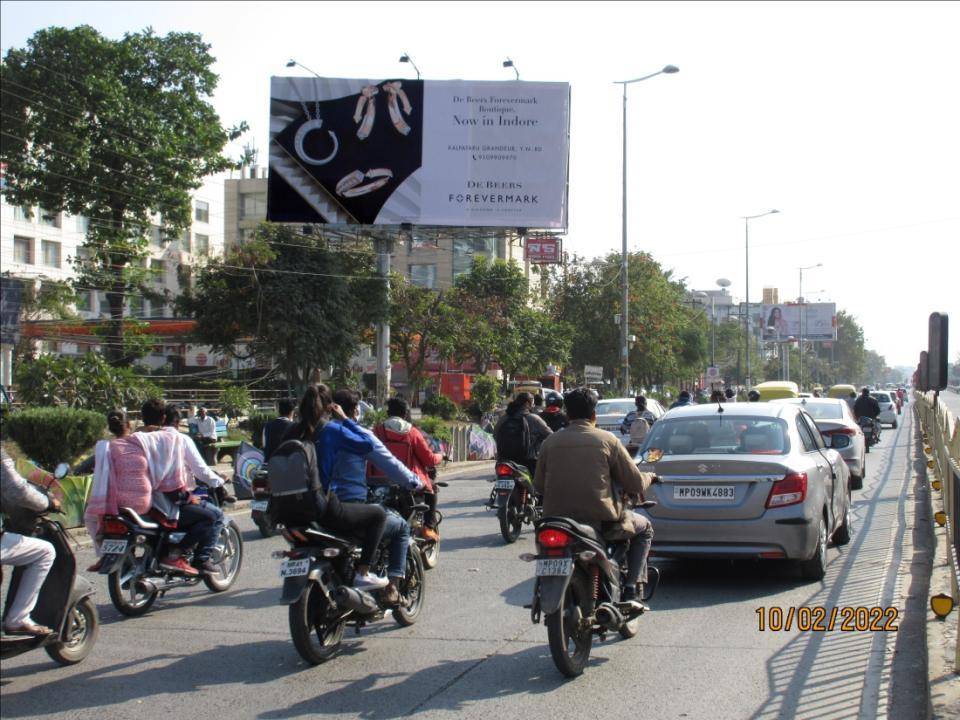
xmin=594 ymin=397 xmax=666 ymax=443
xmin=870 ymin=391 xmax=898 ymax=428
xmin=772 ymin=397 xmax=866 ymax=489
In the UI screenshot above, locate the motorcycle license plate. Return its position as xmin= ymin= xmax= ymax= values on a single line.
xmin=279 ymin=558 xmax=310 ymax=578
xmin=536 ymin=558 xmax=573 ymax=576
xmin=250 ymin=500 xmax=269 ymax=512
xmin=101 ymin=539 xmax=128 ymax=555
xmin=495 ymin=478 xmax=514 ymax=490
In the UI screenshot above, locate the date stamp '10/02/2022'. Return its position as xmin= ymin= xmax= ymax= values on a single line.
xmin=755 ymin=606 xmax=900 ymax=632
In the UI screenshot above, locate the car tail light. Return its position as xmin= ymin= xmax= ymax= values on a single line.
xmin=102 ymin=518 xmax=128 ymax=535
xmin=496 ymin=463 xmax=515 ymax=477
xmin=537 ymin=528 xmax=572 ymax=548
xmin=766 ymin=472 xmax=807 ymax=509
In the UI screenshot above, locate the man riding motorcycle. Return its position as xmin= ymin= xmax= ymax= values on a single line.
xmin=1 ymin=446 xmax=61 ymax=636
xmin=533 ymin=387 xmax=655 ymax=607
xmin=853 ymin=387 xmax=881 ymax=422
xmin=494 ymin=392 xmax=553 ymax=478
xmin=323 ymin=389 xmax=424 ymax=605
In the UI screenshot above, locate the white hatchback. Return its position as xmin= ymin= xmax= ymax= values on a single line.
xmin=870 ymin=391 xmax=899 ymax=428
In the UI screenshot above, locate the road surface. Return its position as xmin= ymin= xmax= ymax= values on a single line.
xmin=1 ymin=413 xmax=927 ymax=719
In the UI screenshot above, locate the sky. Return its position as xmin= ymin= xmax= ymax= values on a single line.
xmin=1 ymin=0 xmax=958 ymax=368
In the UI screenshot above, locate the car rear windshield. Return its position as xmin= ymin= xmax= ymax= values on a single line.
xmin=872 ymin=393 xmax=891 ymax=402
xmin=597 ymin=401 xmax=635 ymax=416
xmin=797 ymin=402 xmax=843 ymax=420
xmin=644 ymin=416 xmax=791 ymax=455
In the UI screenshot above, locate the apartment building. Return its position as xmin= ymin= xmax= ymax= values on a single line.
xmin=0 ymin=174 xmax=225 ymax=384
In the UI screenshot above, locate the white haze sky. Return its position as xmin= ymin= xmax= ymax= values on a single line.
xmin=2 ymin=0 xmax=958 ymax=368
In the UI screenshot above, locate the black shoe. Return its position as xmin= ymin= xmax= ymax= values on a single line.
xmin=621 ymin=584 xmax=649 ymax=612
xmin=196 ymin=559 xmax=221 ymax=575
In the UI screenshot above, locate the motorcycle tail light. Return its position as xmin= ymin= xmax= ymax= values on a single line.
xmin=766 ymin=472 xmax=808 ymax=509
xmin=496 ymin=463 xmax=515 ymax=477
xmin=537 ymin=528 xmax=572 ymax=548
xmin=103 ymin=519 xmax=128 ymax=535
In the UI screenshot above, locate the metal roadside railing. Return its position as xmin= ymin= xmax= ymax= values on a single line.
xmin=915 ymin=390 xmax=960 ymax=672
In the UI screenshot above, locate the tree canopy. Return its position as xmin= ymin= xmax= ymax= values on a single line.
xmin=179 ymin=224 xmax=387 ymax=389
xmin=1 ymin=25 xmax=245 ymax=364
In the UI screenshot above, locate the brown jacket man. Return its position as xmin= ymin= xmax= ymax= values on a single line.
xmin=533 ymin=418 xmax=654 ymax=536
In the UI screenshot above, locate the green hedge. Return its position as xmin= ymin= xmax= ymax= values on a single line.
xmin=415 ymin=415 xmax=452 ymax=443
xmin=3 ymin=407 xmax=106 ymax=469
xmin=421 ymin=394 xmax=459 ymax=420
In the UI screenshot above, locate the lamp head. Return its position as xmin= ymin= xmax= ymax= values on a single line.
xmin=663 ymin=65 xmax=680 ymax=74
xmin=400 ymin=54 xmax=410 ymax=63
xmin=285 ymin=59 xmax=296 ymax=68
xmin=503 ymin=59 xmax=514 ymax=68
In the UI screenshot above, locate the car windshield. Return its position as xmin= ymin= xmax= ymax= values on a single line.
xmin=596 ymin=401 xmax=635 ymax=416
xmin=643 ymin=416 xmax=791 ymax=455
xmin=872 ymin=393 xmax=891 ymax=402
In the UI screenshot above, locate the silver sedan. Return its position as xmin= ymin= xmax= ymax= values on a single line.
xmin=636 ymin=403 xmax=852 ymax=581
xmin=772 ymin=397 xmax=866 ymax=490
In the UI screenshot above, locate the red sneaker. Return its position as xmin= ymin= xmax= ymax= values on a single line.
xmin=159 ymin=556 xmax=199 ymax=576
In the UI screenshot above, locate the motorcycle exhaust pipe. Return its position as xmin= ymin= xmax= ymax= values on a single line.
xmin=331 ymin=585 xmax=380 ymax=615
xmin=595 ymin=602 xmax=624 ymax=630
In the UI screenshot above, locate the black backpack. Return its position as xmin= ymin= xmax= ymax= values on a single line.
xmin=497 ymin=413 xmax=533 ymax=462
xmin=266 ymin=439 xmax=324 ymax=526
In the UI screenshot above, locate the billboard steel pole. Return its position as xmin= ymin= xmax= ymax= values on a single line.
xmin=742 ymin=210 xmax=779 ymax=389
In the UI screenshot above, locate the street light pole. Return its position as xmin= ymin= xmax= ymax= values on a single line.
xmin=742 ymin=209 xmax=780 ymax=389
xmin=615 ymin=64 xmax=678 ymax=395
xmin=797 ymin=262 xmax=823 ymax=391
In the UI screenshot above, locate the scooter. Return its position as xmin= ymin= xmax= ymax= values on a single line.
xmin=1 ymin=463 xmax=100 ymax=666
xmin=488 ymin=461 xmax=542 ymax=544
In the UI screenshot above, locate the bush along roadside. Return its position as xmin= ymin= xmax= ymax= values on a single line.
xmin=3 ymin=407 xmax=106 ymax=469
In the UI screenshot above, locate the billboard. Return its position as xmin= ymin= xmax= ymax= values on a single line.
xmin=267 ymin=77 xmax=570 ymax=228
xmin=760 ymin=303 xmax=837 ymax=341
xmin=0 ymin=277 xmax=25 ymax=346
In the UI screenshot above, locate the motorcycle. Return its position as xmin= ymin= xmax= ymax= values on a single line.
xmin=275 ymin=509 xmax=426 ymax=665
xmin=858 ymin=416 xmax=880 ymax=452
xmin=488 ymin=461 xmax=541 ymax=543
xmin=521 ymin=503 xmax=660 ymax=678
xmin=98 ymin=482 xmax=244 ymax=616
xmin=250 ymin=469 xmax=276 ymax=538
xmin=1 ymin=463 xmax=100 ymax=666
xmin=369 ymin=480 xmax=448 ymax=570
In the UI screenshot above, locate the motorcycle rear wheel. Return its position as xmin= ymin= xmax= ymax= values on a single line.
xmin=203 ymin=520 xmax=244 ymax=592
xmin=108 ymin=551 xmax=158 ymax=617
xmin=45 ymin=596 xmax=99 ymax=665
xmin=289 ymin=582 xmax=345 ymax=665
xmin=393 ymin=547 xmax=426 ymax=627
xmin=497 ymin=498 xmax=523 ymax=544
xmin=545 ymin=568 xmax=593 ymax=677
xmin=254 ymin=514 xmax=277 ymax=538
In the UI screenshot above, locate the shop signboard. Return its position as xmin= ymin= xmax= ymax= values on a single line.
xmin=268 ymin=77 xmax=570 ymax=228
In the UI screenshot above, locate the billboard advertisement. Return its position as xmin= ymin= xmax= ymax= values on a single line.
xmin=760 ymin=303 xmax=837 ymax=341
xmin=267 ymin=77 xmax=570 ymax=228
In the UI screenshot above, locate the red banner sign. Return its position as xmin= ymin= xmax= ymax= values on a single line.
xmin=525 ymin=237 xmax=562 ymax=264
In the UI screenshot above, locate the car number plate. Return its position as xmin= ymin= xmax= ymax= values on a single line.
xmin=536 ymin=558 xmax=573 ymax=576
xmin=280 ymin=558 xmax=310 ymax=578
xmin=674 ymin=485 xmax=736 ymax=501
xmin=101 ymin=539 xmax=128 ymax=555
xmin=250 ymin=499 xmax=269 ymax=512
xmin=495 ymin=478 xmax=515 ymax=490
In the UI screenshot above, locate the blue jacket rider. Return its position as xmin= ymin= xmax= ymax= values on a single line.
xmin=318 ymin=390 xmax=422 ymax=605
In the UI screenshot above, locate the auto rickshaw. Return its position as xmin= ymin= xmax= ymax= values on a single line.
xmin=828 ymin=384 xmax=857 ymax=400
xmin=753 ymin=381 xmax=800 ymax=401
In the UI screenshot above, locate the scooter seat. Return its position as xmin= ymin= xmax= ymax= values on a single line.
xmin=120 ymin=507 xmax=159 ymax=530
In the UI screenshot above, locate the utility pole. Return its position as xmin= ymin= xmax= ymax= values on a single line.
xmin=375 ymin=234 xmax=393 ymax=407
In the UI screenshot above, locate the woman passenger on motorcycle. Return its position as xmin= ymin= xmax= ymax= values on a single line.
xmin=280 ymin=385 xmax=390 ymax=590
xmin=84 ymin=409 xmax=163 ymax=568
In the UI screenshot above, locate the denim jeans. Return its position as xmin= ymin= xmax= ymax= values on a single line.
xmin=177 ymin=499 xmax=225 ymax=562
xmin=381 ymin=507 xmax=410 ymax=579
